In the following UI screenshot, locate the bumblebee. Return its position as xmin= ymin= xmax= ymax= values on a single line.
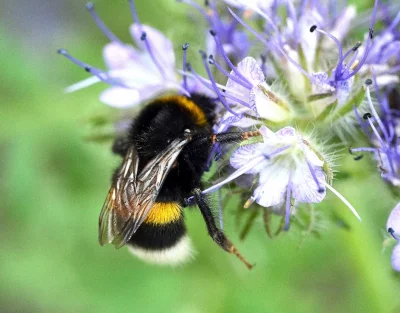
xmin=98 ymin=94 xmax=259 ymax=269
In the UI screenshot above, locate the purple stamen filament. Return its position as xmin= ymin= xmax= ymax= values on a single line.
xmin=57 ymin=49 xmax=127 ymax=88
xmin=140 ymin=32 xmax=167 ymax=79
xmin=335 ymin=43 xmax=361 ymax=80
xmin=86 ymin=2 xmax=123 ymax=44
xmin=128 ymin=0 xmax=142 ymax=31
xmin=199 ymin=51 xmax=239 ymax=116
xmin=300 ymin=141 xmax=324 ymax=193
xmin=182 ymin=43 xmax=189 ymax=91
xmin=188 ymin=63 xmax=238 ymax=115
xmin=228 ymin=8 xmax=313 ymax=81
xmin=210 ymin=31 xmax=253 ymax=89
xmin=209 ymin=55 xmax=252 ymax=91
xmin=341 ymin=0 xmax=379 ymax=80
xmin=389 ymin=228 xmax=400 ymax=241
xmin=312 ymin=26 xmax=343 ymax=62
xmin=201 ymin=144 xmax=293 ymax=195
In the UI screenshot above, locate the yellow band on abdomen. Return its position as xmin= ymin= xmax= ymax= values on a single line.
xmin=144 ymin=202 xmax=182 ymax=225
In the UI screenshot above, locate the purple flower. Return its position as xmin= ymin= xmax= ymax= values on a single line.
xmin=220 ymin=56 xmax=292 ymax=128
xmin=59 ymin=2 xmax=185 ymax=108
xmin=199 ymin=125 xmax=360 ymax=229
xmin=351 ymin=79 xmax=400 ymax=186
xmin=387 ymin=203 xmax=400 ymax=271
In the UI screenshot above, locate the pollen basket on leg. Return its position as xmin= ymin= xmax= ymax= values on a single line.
xmin=144 ymin=202 xmax=182 ymax=225
xmin=156 ymin=95 xmax=208 ymax=126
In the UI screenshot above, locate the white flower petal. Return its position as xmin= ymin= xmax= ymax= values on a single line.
xmin=259 ymin=125 xmax=277 ymax=140
xmin=252 ymin=84 xmax=291 ymax=123
xmin=227 ymin=56 xmax=265 ymax=88
xmin=130 ymin=24 xmax=175 ymax=76
xmin=103 ymin=43 xmax=139 ymax=70
xmin=254 ymin=160 xmax=291 ymax=207
xmin=392 ymin=243 xmax=400 ymax=272
xmin=100 ymin=87 xmax=141 ymax=108
xmin=230 ymin=143 xmax=266 ymax=174
xmin=226 ymin=57 xmax=265 ymax=105
xmin=387 ymin=202 xmax=400 ymax=237
xmin=291 ymin=161 xmax=326 ymax=203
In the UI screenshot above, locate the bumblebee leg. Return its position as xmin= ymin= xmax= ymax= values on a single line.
xmin=193 ymin=189 xmax=253 ymax=270
xmin=193 ymin=130 xmax=261 ymax=147
xmin=211 ymin=130 xmax=261 ymax=145
xmin=112 ymin=136 xmax=130 ymax=156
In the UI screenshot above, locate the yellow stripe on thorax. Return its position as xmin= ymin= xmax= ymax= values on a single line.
xmin=158 ymin=95 xmax=207 ymax=126
xmin=144 ymin=202 xmax=182 ymax=225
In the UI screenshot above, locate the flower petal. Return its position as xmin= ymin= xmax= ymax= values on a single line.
xmin=392 ymin=243 xmax=400 ymax=272
xmin=227 ymin=56 xmax=265 ymax=88
xmin=130 ymin=24 xmax=175 ymax=75
xmin=100 ymin=87 xmax=141 ymax=108
xmin=230 ymin=143 xmax=266 ymax=174
xmin=254 ymin=160 xmax=291 ymax=207
xmin=387 ymin=202 xmax=400 ymax=237
xmin=291 ymin=161 xmax=326 ymax=203
xmin=103 ymin=42 xmax=139 ymax=70
xmin=251 ymin=84 xmax=291 ymax=123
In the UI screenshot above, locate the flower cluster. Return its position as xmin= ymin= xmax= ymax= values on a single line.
xmin=59 ymin=0 xmax=400 ymax=270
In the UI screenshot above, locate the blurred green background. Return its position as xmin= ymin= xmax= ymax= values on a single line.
xmin=1 ymin=0 xmax=399 ymax=312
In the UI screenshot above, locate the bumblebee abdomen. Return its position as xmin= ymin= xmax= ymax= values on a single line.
xmin=127 ymin=202 xmax=194 ymax=265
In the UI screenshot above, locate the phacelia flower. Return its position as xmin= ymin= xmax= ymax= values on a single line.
xmin=351 ymin=79 xmax=400 ymax=186
xmin=59 ymin=1 xmax=185 ymax=108
xmin=387 ymin=203 xmax=400 ymax=271
xmin=199 ymin=125 xmax=360 ymax=229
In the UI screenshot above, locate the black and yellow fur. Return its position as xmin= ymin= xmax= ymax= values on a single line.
xmin=112 ymin=94 xmax=216 ymax=253
xmin=111 ymin=94 xmax=255 ymax=268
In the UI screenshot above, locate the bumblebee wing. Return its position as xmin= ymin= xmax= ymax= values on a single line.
xmin=102 ymin=136 xmax=191 ymax=248
xmin=98 ymin=146 xmax=139 ymax=246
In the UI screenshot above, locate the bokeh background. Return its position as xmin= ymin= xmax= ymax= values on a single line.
xmin=1 ymin=0 xmax=399 ymax=312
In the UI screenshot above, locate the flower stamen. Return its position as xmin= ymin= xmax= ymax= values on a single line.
xmin=324 ymin=182 xmax=362 ymax=221
xmin=209 ymin=30 xmax=253 ymax=90
xmin=57 ymin=49 xmax=127 ymax=88
xmin=86 ymin=2 xmax=123 ymax=44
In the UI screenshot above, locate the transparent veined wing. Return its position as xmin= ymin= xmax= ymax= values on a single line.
xmin=99 ymin=134 xmax=192 ymax=248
